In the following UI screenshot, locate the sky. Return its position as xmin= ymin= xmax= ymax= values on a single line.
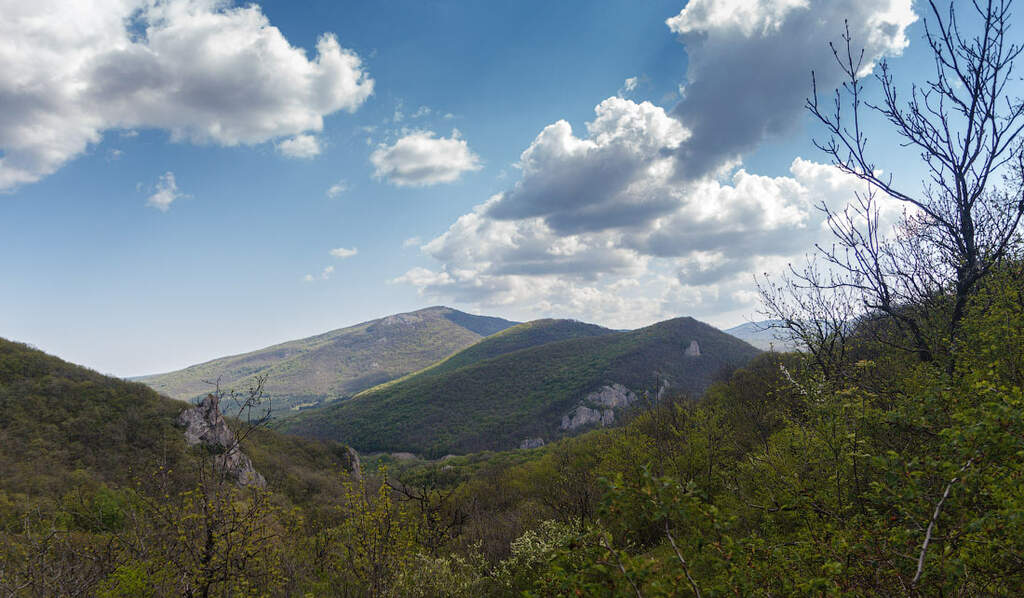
xmin=0 ymin=0 xmax=955 ymax=376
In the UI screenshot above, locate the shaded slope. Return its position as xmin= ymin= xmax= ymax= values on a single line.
xmin=282 ymin=317 xmax=761 ymax=456
xmin=373 ymin=318 xmax=616 ymax=390
xmin=136 ymin=306 xmax=518 ymax=414
xmin=0 ymin=337 xmax=356 ymax=516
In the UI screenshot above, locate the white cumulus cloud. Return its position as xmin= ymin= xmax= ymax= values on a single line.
xmin=0 ymin=0 xmax=374 ymax=191
xmin=393 ymin=1 xmax=916 ymax=327
xmin=396 ymin=99 xmax=869 ymax=328
xmin=303 ymin=265 xmax=334 ymax=282
xmin=486 ymin=97 xmax=689 ymax=233
xmin=666 ymin=0 xmax=915 ymax=179
xmin=326 ymin=180 xmax=348 ymax=198
xmin=146 ymin=171 xmax=184 ymax=212
xmin=276 ymin=134 xmax=322 ymax=159
xmin=370 ymin=130 xmax=482 ymax=187
xmin=329 ymin=247 xmax=358 ymax=258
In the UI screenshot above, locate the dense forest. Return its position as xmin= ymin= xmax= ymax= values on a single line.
xmin=281 ymin=316 xmax=759 ymax=455
xmin=4 ymin=0 xmax=1024 ymax=596
xmin=3 ymin=257 xmax=1024 ymax=596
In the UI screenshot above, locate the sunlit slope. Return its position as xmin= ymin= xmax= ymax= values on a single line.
xmin=136 ymin=306 xmax=518 ymax=413
xmin=282 ymin=317 xmax=761 ymax=456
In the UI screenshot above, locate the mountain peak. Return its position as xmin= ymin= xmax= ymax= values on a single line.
xmin=138 ymin=308 xmax=518 ymax=411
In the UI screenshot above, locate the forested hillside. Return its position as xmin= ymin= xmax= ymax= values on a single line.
xmin=282 ymin=316 xmax=760 ymax=455
xmin=4 ymin=0 xmax=1024 ymax=595
xmin=0 ymin=338 xmax=358 ymax=513
xmin=319 ymin=260 xmax=1024 ymax=595
xmin=5 ymin=260 xmax=1024 ymax=596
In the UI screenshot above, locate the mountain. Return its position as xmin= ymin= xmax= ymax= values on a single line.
xmin=725 ymin=320 xmax=798 ymax=351
xmin=0 ymin=337 xmax=357 ymax=516
xmin=281 ymin=317 xmax=761 ymax=456
xmin=371 ymin=318 xmax=616 ymax=389
xmin=136 ymin=306 xmax=518 ymax=414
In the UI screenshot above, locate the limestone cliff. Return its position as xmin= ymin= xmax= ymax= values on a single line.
xmin=177 ymin=394 xmax=266 ymax=488
xmin=519 ymin=437 xmax=546 ymax=450
xmin=685 ymin=340 xmax=701 ymax=357
xmin=560 ymin=383 xmax=639 ymax=431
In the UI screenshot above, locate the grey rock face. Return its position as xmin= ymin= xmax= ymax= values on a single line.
xmin=177 ymin=394 xmax=266 ymax=488
xmin=379 ymin=313 xmax=424 ymax=327
xmin=561 ymin=406 xmax=607 ymax=430
xmin=519 ymin=437 xmax=545 ymax=450
xmin=685 ymin=340 xmax=701 ymax=357
xmin=657 ymin=377 xmax=672 ymax=400
xmin=586 ymin=383 xmax=638 ymax=409
xmin=346 ymin=446 xmax=362 ymax=479
xmin=560 ymin=383 xmax=640 ymax=431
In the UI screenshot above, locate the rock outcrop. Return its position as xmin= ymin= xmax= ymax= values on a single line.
xmin=561 ymin=406 xmax=615 ymax=430
xmin=685 ymin=340 xmax=701 ymax=357
xmin=346 ymin=446 xmax=362 ymax=479
xmin=560 ymin=383 xmax=639 ymax=431
xmin=586 ymin=383 xmax=638 ymax=409
xmin=177 ymin=394 xmax=266 ymax=488
xmin=519 ymin=437 xmax=545 ymax=450
xmin=657 ymin=377 xmax=672 ymax=400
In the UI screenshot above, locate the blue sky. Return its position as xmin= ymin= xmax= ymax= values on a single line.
xmin=0 ymin=0 xmax=946 ymax=376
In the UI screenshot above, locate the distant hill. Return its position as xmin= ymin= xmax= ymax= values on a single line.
xmin=0 ymin=337 xmax=357 ymax=515
xmin=372 ymin=318 xmax=617 ymax=388
xmin=725 ymin=320 xmax=798 ymax=351
xmin=281 ymin=317 xmax=761 ymax=456
xmin=136 ymin=306 xmax=518 ymax=414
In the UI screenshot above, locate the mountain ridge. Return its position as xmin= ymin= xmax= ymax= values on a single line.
xmin=282 ymin=316 xmax=762 ymax=456
xmin=136 ymin=306 xmax=519 ymax=413
xmin=724 ymin=320 xmax=800 ymax=351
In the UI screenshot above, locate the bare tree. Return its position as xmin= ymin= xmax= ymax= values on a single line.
xmin=386 ymin=477 xmax=467 ymax=556
xmin=784 ymin=0 xmax=1024 ymax=367
xmin=758 ymin=257 xmax=862 ymax=379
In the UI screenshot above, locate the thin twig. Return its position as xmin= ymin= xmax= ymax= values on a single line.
xmin=599 ymin=535 xmax=644 ymax=598
xmin=665 ymin=522 xmax=702 ymax=598
xmin=912 ymin=458 xmax=973 ymax=585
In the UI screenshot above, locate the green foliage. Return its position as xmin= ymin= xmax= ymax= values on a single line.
xmin=389 ymin=551 xmax=489 ymax=598
xmin=284 ymin=317 xmax=761 ymax=456
xmin=490 ymin=520 xmax=578 ymax=594
xmin=503 ymin=263 xmax=1024 ymax=596
xmin=5 ymin=263 xmax=1024 ymax=595
xmin=94 ymin=563 xmax=166 ymax=598
xmin=0 ymin=337 xmax=367 ymax=596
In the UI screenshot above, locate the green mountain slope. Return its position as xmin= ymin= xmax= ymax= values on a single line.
xmin=0 ymin=337 xmax=357 ymax=518
xmin=282 ymin=317 xmax=761 ymax=456
xmin=136 ymin=306 xmax=518 ymax=414
xmin=371 ymin=318 xmax=616 ymax=391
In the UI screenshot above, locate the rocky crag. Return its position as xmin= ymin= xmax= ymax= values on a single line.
xmin=560 ymin=383 xmax=640 ymax=431
xmin=177 ymin=394 xmax=267 ymax=488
